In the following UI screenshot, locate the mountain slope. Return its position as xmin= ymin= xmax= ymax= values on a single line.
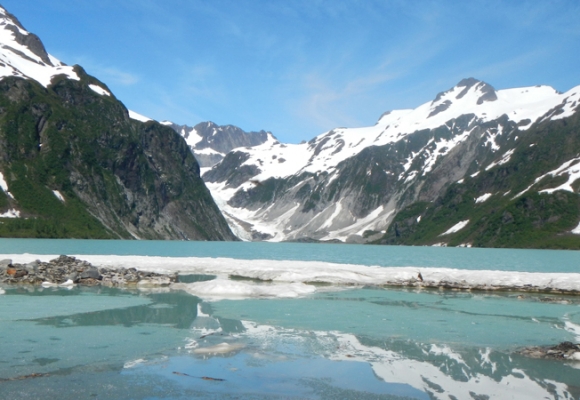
xmin=203 ymin=78 xmax=580 ymax=245
xmin=0 ymin=5 xmax=236 ymax=240
xmin=377 ymin=109 xmax=580 ymax=248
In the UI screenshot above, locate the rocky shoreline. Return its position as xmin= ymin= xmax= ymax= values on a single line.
xmin=0 ymin=255 xmax=177 ymax=287
xmin=517 ymin=342 xmax=580 ymax=361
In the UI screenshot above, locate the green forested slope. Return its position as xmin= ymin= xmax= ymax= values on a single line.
xmin=0 ymin=69 xmax=236 ymax=240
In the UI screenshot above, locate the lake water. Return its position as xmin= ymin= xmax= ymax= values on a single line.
xmin=1 ymin=239 xmax=579 ymax=399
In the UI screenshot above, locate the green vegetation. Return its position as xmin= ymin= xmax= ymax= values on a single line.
xmin=0 ymin=68 xmax=234 ymax=240
xmin=376 ymin=111 xmax=580 ymax=249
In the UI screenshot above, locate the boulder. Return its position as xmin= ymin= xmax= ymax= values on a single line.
xmin=79 ymin=267 xmax=100 ymax=280
xmin=25 ymin=260 xmax=39 ymax=273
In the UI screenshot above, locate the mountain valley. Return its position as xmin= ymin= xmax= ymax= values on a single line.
xmin=1 ymin=4 xmax=579 ymax=248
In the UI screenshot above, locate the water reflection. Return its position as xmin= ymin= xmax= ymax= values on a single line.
xmin=1 ymin=285 xmax=579 ymax=399
xmin=34 ymin=291 xmax=200 ymax=329
xmin=178 ymin=307 xmax=580 ymax=399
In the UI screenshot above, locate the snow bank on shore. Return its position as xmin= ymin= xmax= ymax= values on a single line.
xmin=3 ymin=254 xmax=580 ymax=299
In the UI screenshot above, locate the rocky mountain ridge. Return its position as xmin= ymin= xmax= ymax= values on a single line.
xmin=161 ymin=120 xmax=273 ymax=168
xmin=201 ymin=77 xmax=580 ymax=246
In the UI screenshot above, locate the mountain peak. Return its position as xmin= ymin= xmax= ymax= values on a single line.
xmin=428 ymin=78 xmax=498 ymax=118
xmin=432 ymin=78 xmax=497 ymax=105
xmin=456 ymin=77 xmax=482 ymax=88
xmin=456 ymin=78 xmax=497 ymax=104
xmin=0 ymin=6 xmax=53 ymax=66
xmin=0 ymin=5 xmax=79 ymax=87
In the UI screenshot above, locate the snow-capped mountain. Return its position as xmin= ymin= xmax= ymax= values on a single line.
xmin=204 ymin=78 xmax=580 ymax=243
xmin=161 ymin=121 xmax=274 ymax=167
xmin=127 ymin=110 xmax=274 ymax=168
xmin=0 ymin=7 xmax=107 ymax=93
xmin=0 ymin=5 xmax=235 ymax=240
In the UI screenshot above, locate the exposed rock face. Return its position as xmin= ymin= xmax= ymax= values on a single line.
xmin=0 ymin=8 xmax=53 ymax=66
xmin=0 ymin=4 xmax=237 ymax=240
xmin=0 ymin=71 xmax=237 ymax=240
xmin=0 ymin=256 xmax=177 ymax=286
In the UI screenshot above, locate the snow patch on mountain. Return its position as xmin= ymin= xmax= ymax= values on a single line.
xmin=482 ymin=124 xmax=504 ymax=151
xmin=128 ymin=110 xmax=152 ymax=122
xmin=0 ymin=209 xmax=20 ymax=218
xmin=182 ymin=127 xmax=204 ymax=147
xmin=320 ymin=206 xmax=394 ymax=242
xmin=52 ymin=190 xmax=65 ymax=202
xmin=0 ymin=171 xmax=9 ymax=192
xmin=422 ymin=125 xmax=475 ymax=175
xmin=0 ymin=7 xmax=79 ymax=87
xmin=475 ymin=193 xmax=492 ymax=204
xmin=539 ymin=86 xmax=580 ymax=123
xmin=485 ymin=148 xmax=515 ymax=171
xmin=440 ymin=220 xmax=470 ymax=236
xmin=513 ymin=157 xmax=580 ymax=198
xmin=538 ymin=158 xmax=580 ymax=194
xmin=88 ymin=84 xmax=111 ymax=97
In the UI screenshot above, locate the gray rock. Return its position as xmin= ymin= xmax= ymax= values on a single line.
xmin=25 ymin=260 xmax=39 ymax=273
xmin=2 ymin=255 xmax=176 ymax=287
xmin=80 ymin=267 xmax=100 ymax=280
xmin=0 ymin=259 xmax=12 ymax=270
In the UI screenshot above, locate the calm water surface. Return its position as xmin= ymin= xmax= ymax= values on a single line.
xmin=1 ymin=238 xmax=580 ymax=272
xmin=1 ymin=240 xmax=579 ymax=399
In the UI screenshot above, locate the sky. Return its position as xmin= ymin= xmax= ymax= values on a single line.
xmin=2 ymin=0 xmax=579 ymax=143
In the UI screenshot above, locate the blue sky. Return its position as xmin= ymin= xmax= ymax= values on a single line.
xmin=3 ymin=0 xmax=579 ymax=143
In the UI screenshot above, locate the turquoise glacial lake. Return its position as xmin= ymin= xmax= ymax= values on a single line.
xmin=1 ymin=239 xmax=579 ymax=399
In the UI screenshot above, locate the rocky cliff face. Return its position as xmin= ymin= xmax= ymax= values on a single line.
xmin=0 ymin=70 xmax=236 ymax=240
xmin=0 ymin=5 xmax=236 ymax=240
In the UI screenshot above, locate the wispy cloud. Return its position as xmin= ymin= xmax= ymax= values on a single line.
xmin=286 ymin=25 xmax=447 ymax=133
xmin=291 ymin=69 xmax=399 ymax=131
xmin=96 ymin=66 xmax=139 ymax=86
